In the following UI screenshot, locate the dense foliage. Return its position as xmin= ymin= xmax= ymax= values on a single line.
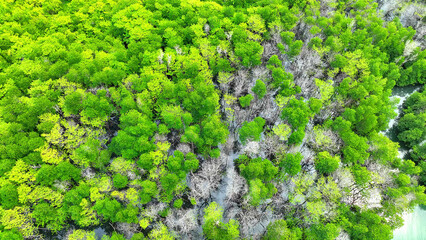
xmin=395 ymin=88 xmax=426 ymax=187
xmin=0 ymin=0 xmax=424 ymax=239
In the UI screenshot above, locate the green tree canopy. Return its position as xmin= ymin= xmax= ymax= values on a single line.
xmin=203 ymin=202 xmax=240 ymax=240
xmin=315 ymin=151 xmax=340 ymax=175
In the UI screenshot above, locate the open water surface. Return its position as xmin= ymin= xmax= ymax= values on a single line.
xmin=393 ymin=205 xmax=426 ymax=240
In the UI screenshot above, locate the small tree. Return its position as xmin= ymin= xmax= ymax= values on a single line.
xmin=239 ymin=94 xmax=254 ymax=108
xmin=397 ymin=113 xmax=425 ymax=147
xmin=203 ymin=202 xmax=240 ymax=240
xmin=288 ymin=40 xmax=303 ymax=58
xmin=306 ymin=223 xmax=340 ymax=240
xmin=239 ymin=157 xmax=278 ymax=182
xmin=352 ymin=165 xmax=371 ymax=186
xmin=280 ymin=153 xmax=302 ymax=176
xmin=264 ymin=219 xmax=302 ymax=240
xmin=93 ymin=198 xmax=122 ymax=222
xmin=68 ymin=230 xmax=96 ymax=240
xmin=288 ymin=128 xmax=305 ymax=145
xmin=252 ymin=80 xmax=267 ymax=99
xmin=0 ymin=184 xmax=19 ymax=209
xmin=315 ymin=151 xmax=340 ymax=175
xmin=139 ymin=180 xmax=158 ymax=204
xmin=32 ymin=202 xmax=66 ymax=232
xmin=247 ymin=179 xmax=277 ymax=206
xmin=113 ymin=174 xmax=129 ymax=189
xmin=239 ymin=117 xmax=265 ymax=144
xmin=234 ymin=41 xmax=263 ymax=67
xmin=273 ymin=123 xmax=292 ymax=141
xmin=161 ymin=105 xmax=192 ymax=130
xmin=173 ymin=199 xmax=183 ymax=209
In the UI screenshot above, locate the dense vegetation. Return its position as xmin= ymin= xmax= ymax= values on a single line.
xmin=0 ymin=0 xmax=424 ymax=239
xmin=395 ymin=88 xmax=425 ymax=187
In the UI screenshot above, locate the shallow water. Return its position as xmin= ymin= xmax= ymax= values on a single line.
xmin=393 ymin=205 xmax=426 ymax=240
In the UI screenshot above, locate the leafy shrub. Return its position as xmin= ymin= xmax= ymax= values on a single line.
xmin=315 ymin=151 xmax=340 ymax=175
xmin=113 ymin=174 xmax=129 ymax=189
xmin=280 ymin=153 xmax=302 ymax=176
xmin=252 ymin=80 xmax=267 ymax=99
xmin=203 ymin=202 xmax=240 ymax=240
xmin=173 ymin=199 xmax=183 ymax=209
xmin=239 ymin=94 xmax=254 ymax=108
xmin=239 ymin=117 xmax=265 ymax=144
